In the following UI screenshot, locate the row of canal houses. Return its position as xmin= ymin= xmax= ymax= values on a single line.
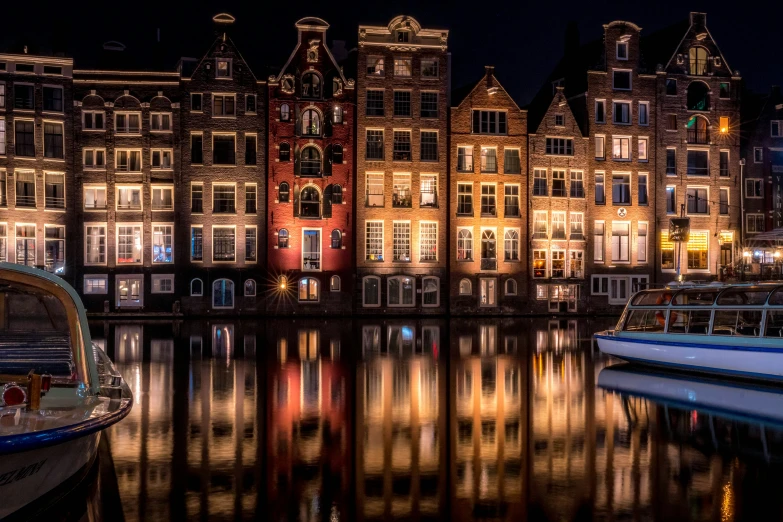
xmin=0 ymin=12 xmax=777 ymax=316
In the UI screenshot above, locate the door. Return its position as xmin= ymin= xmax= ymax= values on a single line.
xmin=480 ymin=278 xmax=497 ymax=307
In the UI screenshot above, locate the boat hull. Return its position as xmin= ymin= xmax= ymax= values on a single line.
xmin=595 ymin=333 xmax=783 ymax=380
xmin=0 ymin=432 xmax=99 ymax=520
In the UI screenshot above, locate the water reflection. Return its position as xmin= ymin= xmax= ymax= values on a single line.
xmin=69 ymin=317 xmax=783 ymax=522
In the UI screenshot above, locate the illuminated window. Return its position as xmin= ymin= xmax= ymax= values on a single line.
xmin=365 ymin=221 xmax=384 ymax=261
xmin=419 ymin=222 xmax=438 ymax=262
xmin=394 ymin=58 xmax=412 ymax=77
xmin=393 ymin=174 xmax=412 ymax=208
xmin=551 ymin=251 xmax=566 ymax=278
xmin=551 ymin=212 xmax=566 ymax=239
xmin=190 ymin=227 xmax=202 ymax=261
xmin=504 ymin=229 xmax=519 ymax=261
xmin=366 ymin=172 xmax=384 ymax=207
xmin=422 ymin=277 xmax=439 ymax=306
xmin=366 ymin=56 xmax=384 ymax=76
xmin=533 ymin=211 xmax=548 ymax=239
xmin=457 ymin=146 xmax=473 ymax=171
xmin=212 ymin=279 xmax=234 ymax=309
xmin=595 ymin=173 xmax=605 ymax=204
xmin=388 ymin=276 xmax=415 ymax=307
xmin=117 ymin=225 xmax=142 ymax=264
xmin=533 ymin=169 xmax=547 ymax=196
xmin=459 ymin=278 xmax=472 ymax=295
xmin=687 ymin=231 xmax=708 ymax=269
xmin=212 ymin=227 xmax=235 ymax=262
xmin=613 ymin=101 xmax=630 ymax=123
xmin=594 ymin=222 xmax=605 ymax=262
xmin=533 ymin=250 xmax=547 ymax=278
xmin=393 ymin=221 xmax=411 ymax=262
xmin=152 ymin=224 xmax=173 ymax=263
xmin=637 ymin=223 xmax=648 ymax=263
xmin=457 ymin=228 xmax=473 ymax=261
xmin=611 ymin=222 xmax=630 ymax=262
xmin=504 ymin=184 xmax=520 ymax=217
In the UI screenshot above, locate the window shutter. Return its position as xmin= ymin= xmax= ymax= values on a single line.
xmin=323 ymin=184 xmax=333 ymax=218
xmin=294 ymin=144 xmax=301 ymax=176
xmin=324 ymin=144 xmax=332 ymax=176
xmin=293 ymin=184 xmax=300 ymax=217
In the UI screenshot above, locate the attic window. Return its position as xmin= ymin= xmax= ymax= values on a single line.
xmin=397 ymin=30 xmax=410 ymax=43
xmin=555 ymin=114 xmax=564 ymax=126
xmin=216 ymin=59 xmax=231 ymax=78
xmin=103 ymin=41 xmax=126 ymax=52
xmin=616 ymin=41 xmax=628 ymax=60
xmin=15 ymin=63 xmax=35 ymax=73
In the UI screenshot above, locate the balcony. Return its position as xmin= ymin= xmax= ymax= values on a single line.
xmin=117 ymin=203 xmax=142 ymax=211
xmin=687 ymin=128 xmax=709 ymax=144
xmin=481 ymin=258 xmax=497 ymax=271
xmin=300 ymin=159 xmax=321 ymax=177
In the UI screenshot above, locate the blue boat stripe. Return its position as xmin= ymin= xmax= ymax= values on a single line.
xmin=594 ymin=334 xmax=783 ymax=354
xmin=613 ymin=355 xmax=783 ymax=380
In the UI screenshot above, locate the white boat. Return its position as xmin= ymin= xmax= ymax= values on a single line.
xmin=0 ymin=263 xmax=132 ymax=520
xmin=594 ymin=283 xmax=783 ymax=380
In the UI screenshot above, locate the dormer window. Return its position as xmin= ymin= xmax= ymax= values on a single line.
xmin=688 ymin=47 xmax=710 ymax=76
xmin=397 ymin=30 xmax=410 ymax=43
xmin=216 ymin=59 xmax=231 ymax=78
xmin=301 ymin=72 xmax=321 ymax=98
xmin=616 ymin=41 xmax=628 ymax=60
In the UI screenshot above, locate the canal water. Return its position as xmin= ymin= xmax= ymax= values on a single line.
xmin=44 ymin=317 xmax=783 ymax=521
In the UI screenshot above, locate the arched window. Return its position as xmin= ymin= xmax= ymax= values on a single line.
xmin=333 ymin=106 xmax=343 ymax=124
xmin=298 ymin=277 xmax=319 ymax=302
xmin=302 ymin=109 xmax=321 ymax=136
xmin=300 ymin=186 xmax=321 ymax=218
xmin=457 ymin=229 xmax=473 ymax=261
xmin=279 ymin=142 xmax=290 ymax=162
xmin=278 ymin=182 xmax=290 ymax=203
xmin=363 ymin=276 xmax=381 ymax=307
xmin=280 ymin=103 xmax=291 ymax=122
xmin=300 ymin=146 xmax=321 ymax=176
xmin=244 ymin=279 xmax=256 ymax=297
xmin=505 ymin=279 xmax=518 ymax=296
xmin=459 ymin=278 xmax=472 ymax=295
xmin=279 ymin=275 xmax=288 ymax=291
xmin=686 ymin=115 xmax=709 ymax=144
xmin=278 ymin=229 xmax=289 ymax=248
xmin=481 ymin=230 xmax=497 ymax=270
xmin=388 ymin=276 xmax=415 ymax=307
xmin=687 ymin=81 xmax=710 ymax=111
xmin=330 ymin=275 xmax=341 ymax=292
xmin=332 ymin=184 xmax=343 ymax=204
xmin=504 ymin=230 xmax=520 ymax=261
xmin=331 ymin=229 xmax=342 ymax=249
xmin=301 ymin=73 xmax=322 ymax=98
xmin=689 ymin=47 xmax=710 ymax=76
xmin=422 ymin=277 xmax=439 ymax=307
xmin=190 ymin=278 xmax=203 ymax=296
xmin=332 ymin=144 xmax=343 ymax=164
xmin=212 ymin=279 xmax=234 ymax=309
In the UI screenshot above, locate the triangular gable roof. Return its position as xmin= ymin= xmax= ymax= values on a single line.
xmin=663 ymin=13 xmax=735 ymax=75
xmin=187 ymin=33 xmax=259 ymax=82
xmin=532 ymin=87 xmax=586 ymax=137
xmin=451 ymin=69 xmax=523 ymax=112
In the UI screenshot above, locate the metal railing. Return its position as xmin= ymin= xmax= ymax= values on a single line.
xmin=687 ymin=129 xmax=709 ymax=144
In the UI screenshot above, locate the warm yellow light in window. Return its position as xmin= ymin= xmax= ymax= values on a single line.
xmin=661 ymin=231 xmax=674 ymax=250
xmin=687 ymin=231 xmax=709 ymax=251
xmin=720 ymin=116 xmax=729 ymax=134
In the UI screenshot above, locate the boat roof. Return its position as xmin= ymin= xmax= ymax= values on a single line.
xmin=630 ymin=282 xmax=783 ymax=307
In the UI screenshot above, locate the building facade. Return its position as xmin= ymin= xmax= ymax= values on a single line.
xmin=450 ymin=67 xmax=528 ymax=314
xmin=266 ymin=17 xmax=355 ymax=314
xmin=355 ymin=16 xmax=450 ymax=314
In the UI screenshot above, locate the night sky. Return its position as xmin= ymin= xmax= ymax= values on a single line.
xmin=4 ymin=0 xmax=783 ymax=105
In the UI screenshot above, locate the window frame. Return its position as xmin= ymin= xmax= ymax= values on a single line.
xmin=116 ymin=223 xmax=143 ymax=265
xmin=362 ymin=275 xmax=382 ymax=307
xmin=212 ymin=225 xmax=237 ymax=263
xmin=83 ymin=222 xmax=107 ymax=266
xmin=151 ymin=274 xmax=175 ymax=294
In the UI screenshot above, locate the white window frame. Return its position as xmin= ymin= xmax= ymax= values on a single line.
xmin=387 ymin=275 xmax=415 ymax=307
xmin=533 ymin=249 xmax=548 ymax=279
xmin=115 ymin=148 xmax=142 ymax=173
xmin=212 ymin=182 xmax=237 ymax=212
xmin=595 ymin=99 xmax=606 ymax=123
xmin=212 ymin=132 xmax=237 ymax=165
xmin=612 ymin=135 xmax=632 ymax=160
xmin=392 ymin=220 xmax=412 ymax=262
xmin=150 ymin=112 xmax=172 ymax=132
xmin=366 ymin=172 xmax=384 ymax=207
xmin=151 ymin=184 xmax=174 ymax=211
xmin=362 ymin=275 xmax=382 ymax=307
xmin=244 ymin=279 xmax=257 ymax=297
xmin=42 ymin=120 xmax=65 ymax=160
xmin=747 ymin=213 xmax=765 ymax=234
xmin=190 ymin=278 xmax=204 ymax=296
xmin=114 ymin=112 xmax=142 ymax=135
xmin=116 ymin=275 xmax=144 ymax=308
xmin=83 ymin=147 xmax=106 ymax=169
xmin=612 ymin=69 xmax=632 ymax=91
xmin=419 ymin=221 xmax=438 ymax=262
xmin=616 ymin=41 xmax=629 ymax=60
xmin=479 ymin=278 xmax=497 ymax=307
xmin=422 ymin=276 xmax=440 ymax=307
xmin=610 ymin=221 xmax=631 ymax=264
xmin=301 ymin=227 xmax=322 ymax=272
xmin=770 ymin=120 xmax=782 ymax=138
xmin=212 ymin=278 xmax=235 ymax=309
xmin=365 ymin=220 xmax=384 ymax=262
xmin=83 ymin=184 xmax=107 ymax=211
xmin=215 ymin=58 xmax=233 ymax=79
xmin=595 ymin=135 xmax=606 ymax=160
xmin=612 ymin=100 xmax=631 ymax=124
xmin=116 ymin=185 xmax=142 ymax=212
xmin=212 ymin=225 xmax=237 ymax=263
xmin=83 ymin=222 xmax=107 ymax=266
xmin=594 ymin=220 xmax=606 ymax=263
xmin=685 ymin=185 xmax=710 ymax=216
xmin=329 ymin=275 xmax=340 ymax=293
xmin=83 ymin=274 xmax=108 ymax=295
xmin=245 ymin=225 xmax=258 ymax=264
xmin=116 ymin=223 xmax=143 ymax=265
xmin=212 ymin=93 xmax=237 ymax=117
xmin=637 ymin=221 xmax=648 ymax=264
xmin=151 ymin=148 xmax=173 ymax=170
xmin=638 ymin=136 xmax=649 ymax=161
xmin=754 ymin=147 xmax=763 ymax=163
xmin=82 ymin=110 xmax=106 ymax=131
xmin=151 ymin=274 xmax=175 ymax=294
xmin=569 ymin=250 xmax=584 ymax=278
xmin=151 ymin=223 xmax=174 ymax=264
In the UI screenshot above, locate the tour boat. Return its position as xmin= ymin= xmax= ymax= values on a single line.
xmin=594 ymin=283 xmax=783 ymax=380
xmin=0 ymin=263 xmax=132 ymax=520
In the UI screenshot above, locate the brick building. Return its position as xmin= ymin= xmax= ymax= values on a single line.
xmin=355 ymin=16 xmax=449 ymax=314
xmin=266 ymin=17 xmax=354 ymax=314
xmin=0 ymin=53 xmax=75 ymax=286
xmin=449 ymin=67 xmax=528 ymax=314
xmin=654 ymin=12 xmax=741 ymax=284
xmin=528 ymin=86 xmax=586 ymax=312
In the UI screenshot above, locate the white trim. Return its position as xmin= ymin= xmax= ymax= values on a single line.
xmin=83 ymin=222 xmax=108 ymax=266
xmin=83 ymin=274 xmax=108 ymax=295
xmin=151 ymin=274 xmax=175 ymax=294
xmin=362 ymin=275 xmax=382 ymax=307
xmin=116 ymin=222 xmax=143 ymax=265
xmin=211 ymin=224 xmax=237 ymax=263
xmin=151 ymin=223 xmax=174 ymax=264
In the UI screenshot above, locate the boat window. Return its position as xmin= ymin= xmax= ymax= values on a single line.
xmin=631 ymin=290 xmax=672 ymax=306
xmin=623 ymin=309 xmax=666 ymax=332
xmin=764 ymin=311 xmax=783 ymax=337
xmin=716 ymin=288 xmax=770 ymax=306
xmin=671 ymin=289 xmax=718 ymax=306
xmin=667 ymin=310 xmax=712 ymax=335
xmin=712 ymin=310 xmax=763 ymax=336
xmin=767 ymin=288 xmax=783 ymax=306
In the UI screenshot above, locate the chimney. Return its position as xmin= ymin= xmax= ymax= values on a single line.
xmin=690 ymin=12 xmax=706 ymax=27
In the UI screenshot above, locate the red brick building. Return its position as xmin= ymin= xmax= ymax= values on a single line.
xmin=267 ymin=17 xmax=355 ymax=314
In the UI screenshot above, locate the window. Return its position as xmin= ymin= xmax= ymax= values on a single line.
xmin=533 ymin=211 xmax=548 ymax=239
xmin=83 ymin=148 xmax=105 ymax=169
xmin=152 ymin=275 xmax=174 ymax=294
xmin=747 ymin=214 xmax=765 ymax=234
xmin=687 ymin=81 xmax=710 ymax=111
xmin=570 ymin=171 xmax=584 ymax=198
xmin=15 ymin=120 xmax=35 ymax=157
xmin=552 ymin=170 xmax=566 ymax=197
xmin=420 ymin=174 xmax=437 ymax=207
xmin=719 ymin=150 xmax=729 ymax=177
xmin=191 ymin=133 xmax=203 ymax=164
xmin=366 ymin=90 xmax=384 ymax=116
xmin=666 ymin=186 xmax=677 ymax=214
xmin=213 ymin=227 xmax=236 ymax=261
xmin=612 ymin=102 xmax=631 ymax=125
xmin=551 ymin=212 xmax=566 ymax=239
xmin=504 ymin=148 xmax=521 ymax=174
xmin=667 ymin=114 xmax=678 ymax=131
xmin=84 ymin=186 xmax=106 ymax=210
xmin=689 ymin=47 xmax=710 ymax=75
xmin=151 ymin=149 xmax=172 ymax=169
xmin=151 ymin=225 xmax=173 ymax=264
xmin=666 ymin=78 xmax=677 ymax=95
xmin=687 ymin=150 xmax=709 ymax=176
xmin=569 ymin=251 xmax=584 ymax=278
xmin=301 ymin=109 xmax=321 ymax=136
xmin=594 ymin=222 xmax=605 ymax=262
xmin=471 ymin=110 xmax=507 ymax=134
xmin=83 ymin=111 xmax=105 ymax=130
xmin=45 ymin=172 xmax=64 ymax=209
xmin=773 ymin=121 xmax=783 ymax=138
xmin=595 ymin=100 xmax=606 ymax=123
xmin=190 ymin=227 xmax=203 ymax=261
xmin=301 ymin=72 xmax=322 ymax=98
xmin=533 ymin=250 xmax=547 ymax=278
xmin=666 ymin=148 xmax=676 ymax=175
xmin=213 ymin=279 xmax=235 ymax=309
xmin=0 ymin=120 xmax=5 ymax=155
xmin=394 ymin=58 xmax=412 ymax=77
xmin=686 ymin=187 xmax=709 ymax=214
xmin=302 ymin=229 xmax=321 ymax=270
xmin=504 ymin=185 xmax=520 ymax=217
xmin=595 ymin=173 xmax=605 ymax=204
xmin=299 ymin=186 xmax=320 ymax=218
xmin=421 ymin=131 xmax=438 ymax=161
xmin=246 ymin=95 xmax=257 ymax=114
xmin=117 ymin=225 xmax=142 ymax=264
xmin=366 ymin=172 xmax=384 ymax=207
xmin=636 ymin=101 xmax=649 ymax=125
xmin=245 ymin=135 xmax=257 ymax=165
xmin=458 ymin=146 xmax=474 ymax=171
xmin=278 ymin=182 xmax=290 ymax=203
xmin=570 ymin=213 xmax=584 ymax=239
xmin=150 ymin=112 xmax=171 ymax=131
xmin=191 ymin=93 xmax=203 ymax=111
xmin=332 ymin=106 xmax=343 ymax=124
xmin=116 ymin=149 xmax=141 ymax=172
xmin=612 ymin=174 xmax=630 ymax=204
xmin=43 ymin=225 xmax=64 ymax=273
xmin=421 ymin=58 xmax=439 ymax=77
xmin=366 ymin=130 xmax=384 ymax=160
xmin=481 ymin=230 xmax=497 ymax=270
xmin=457 ymin=183 xmax=473 ymax=215
xmin=362 ymin=276 xmax=381 ymax=307
xmin=366 ymin=221 xmax=384 ymax=261
xmin=277 ymin=229 xmax=289 ymax=249
xmin=459 ymin=278 xmax=472 ymax=295
xmin=393 ymin=130 xmax=411 ymax=161
xmin=213 ymin=134 xmax=236 ymax=165
xmin=616 ymin=41 xmax=628 ymax=60
xmin=393 ymin=221 xmax=411 ymax=261
xmin=280 ymin=103 xmax=291 ymax=121
xmin=367 ymin=56 xmax=384 ymax=76
xmin=388 ymin=276 xmax=414 ymax=307
xmin=420 ymin=92 xmax=438 ymax=118
xmin=480 ymin=278 xmax=497 ymax=306
xmin=480 ymin=147 xmax=497 ymax=172
xmin=0 ymin=84 xmax=4 ymax=109
xmin=746 ymin=178 xmax=763 ymax=198
xmin=278 ymin=142 xmax=290 ymax=162
xmin=393 ymin=91 xmax=411 ymax=117
xmin=190 ymin=184 xmax=203 ymax=213
xmin=216 ymin=59 xmax=232 ymax=78
xmin=115 ymin=112 xmax=141 ymax=134
xmin=480 ymin=184 xmax=496 ymax=216
xmin=84 ymin=276 xmax=108 ymax=295
xmin=213 ymin=94 xmax=236 ymax=117
xmin=634 ymin=222 xmax=648 ymax=264
xmin=555 ymin=114 xmax=564 ymax=126
xmin=329 ymin=276 xmax=340 ymax=293
xmin=551 ymin=251 xmax=566 ymax=278
xmin=330 ymin=229 xmax=342 ymax=249
xmin=393 ymin=173 xmax=411 ymax=208
xmin=595 ymin=135 xmax=605 ymax=160
xmin=245 ymin=184 xmax=257 ymax=214
xmin=545 ymin=138 xmax=573 ymax=155
xmin=14 ymin=85 xmax=34 ymax=109
xmin=15 ymin=225 xmax=35 ymax=266
xmin=719 ymin=188 xmax=729 ymax=215
xmin=638 ymin=137 xmax=648 ymax=161
xmin=719 ymin=82 xmax=730 ymax=99
xmin=213 ymin=184 xmax=236 ymax=213
xmin=15 ymin=172 xmax=35 ymax=207
xmin=0 ymin=224 xmax=6 ymax=262
xmin=687 ymin=231 xmax=708 ymax=269
xmin=190 ymin=279 xmax=203 ymax=296
xmin=420 ymin=222 xmax=438 ymax=261
xmin=613 ymin=70 xmax=631 ymax=90
xmin=533 ymin=169 xmax=547 ymax=196
xmin=457 ymin=228 xmax=473 ymax=261
xmin=117 ymin=276 xmax=143 ymax=308
xmin=754 ymin=147 xmax=763 ymax=163
xmin=638 ymin=173 xmax=648 ymax=205
xmin=504 ymin=230 xmax=519 ymax=261
xmin=611 ymin=222 xmax=630 ymax=262
xmin=422 ymin=277 xmax=439 ymax=307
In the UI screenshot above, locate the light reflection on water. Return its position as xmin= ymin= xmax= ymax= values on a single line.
xmin=65 ymin=317 xmax=783 ymax=521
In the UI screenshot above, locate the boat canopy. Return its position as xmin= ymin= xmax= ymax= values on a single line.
xmin=630 ymin=285 xmax=783 ymax=308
